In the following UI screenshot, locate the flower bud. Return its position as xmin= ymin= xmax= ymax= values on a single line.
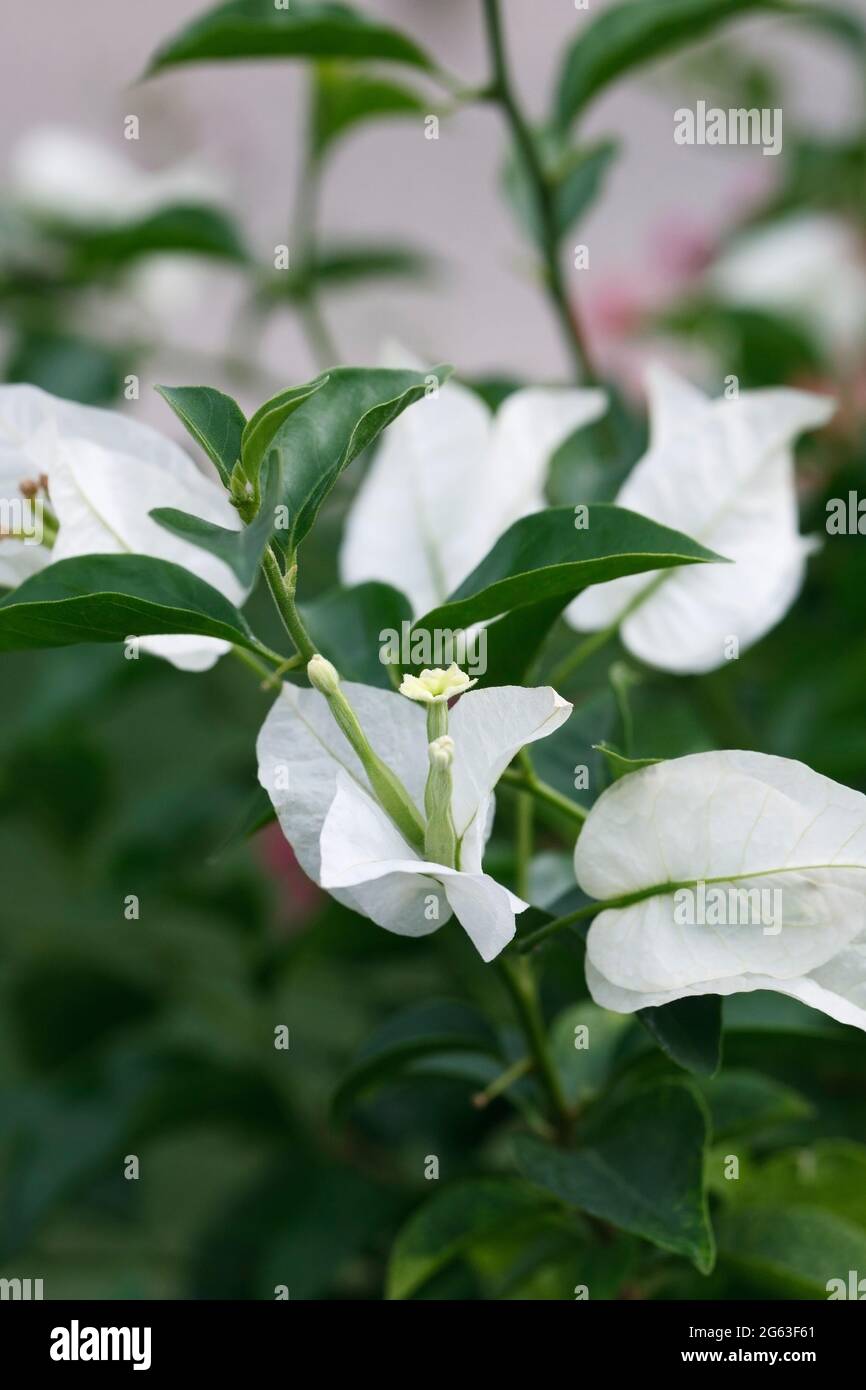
xmin=428 ymin=735 xmax=455 ymax=770
xmin=307 ymin=653 xmax=341 ymax=696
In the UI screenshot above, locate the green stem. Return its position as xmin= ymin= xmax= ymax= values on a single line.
xmin=481 ymin=0 xmax=596 ymax=384
xmin=231 ymin=645 xmax=281 ymax=686
xmin=549 ymin=621 xmax=619 ymax=689
xmin=261 ymin=547 xmax=315 ymax=662
xmin=499 ymin=766 xmax=587 ymax=828
xmin=497 ymin=954 xmax=572 ymax=1139
xmin=514 ymin=790 xmax=533 ymax=901
xmin=517 ymin=900 xmax=603 ymax=953
xmin=473 ymin=1054 xmax=534 ymax=1108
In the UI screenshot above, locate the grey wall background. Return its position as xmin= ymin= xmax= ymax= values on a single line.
xmin=3 ymin=0 xmax=864 ymax=418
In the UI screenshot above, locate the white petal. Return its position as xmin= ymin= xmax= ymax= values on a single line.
xmin=257 ymin=681 xmax=428 ymax=889
xmin=340 ymin=373 xmax=491 ymax=616
xmin=441 ymin=872 xmax=522 ymax=962
xmin=340 ymin=363 xmax=606 ymax=618
xmin=566 ymin=369 xmax=834 ymax=672
xmin=579 ymin=751 xmax=866 ymax=1016
xmin=449 ymin=685 xmax=573 ymax=869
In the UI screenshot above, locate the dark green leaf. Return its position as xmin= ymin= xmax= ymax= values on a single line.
xmin=311 ymin=62 xmax=429 ymax=159
xmin=554 ymin=0 xmax=784 ymax=128
xmin=147 ymin=0 xmax=435 ymax=77
xmin=66 ymin=204 xmax=248 ymax=269
xmin=270 ymin=364 xmax=451 ymax=552
xmin=0 ymin=555 xmax=268 ymax=656
xmin=549 ymin=1002 xmax=632 ymax=1107
xmin=515 ymin=1079 xmax=715 ymax=1271
xmin=414 ymin=504 xmax=724 ymax=636
xmin=5 ymin=331 xmax=126 ymax=406
xmin=156 ymin=385 xmax=246 ymax=485
xmin=151 ymin=451 xmax=284 ymax=587
xmin=265 ymin=242 xmax=433 ymax=301
xmin=386 ymin=1178 xmax=552 ymax=1300
xmin=332 ymin=999 xmax=500 ymax=1117
xmin=301 ymin=580 xmax=411 ymax=687
xmin=640 ymin=995 xmax=723 ymax=1077
xmin=240 ymin=375 xmax=330 ymax=485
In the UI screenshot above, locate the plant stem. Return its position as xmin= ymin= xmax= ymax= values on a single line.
xmin=499 ymin=765 xmax=587 ymax=827
xmin=261 ymin=547 xmax=315 ymax=662
xmin=516 ymin=900 xmax=603 ymax=953
xmin=231 ymin=645 xmax=281 ymax=687
xmin=473 ymin=1054 xmax=534 ymax=1108
xmin=481 ymin=0 xmax=596 ymax=384
xmin=514 ymin=790 xmax=533 ymax=900
xmin=497 ymin=954 xmax=572 ymax=1139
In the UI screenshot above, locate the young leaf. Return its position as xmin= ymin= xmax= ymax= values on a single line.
xmin=146 ymin=0 xmax=435 ymax=77
xmin=156 ymin=385 xmax=246 ymax=485
xmin=311 ymin=62 xmax=430 ymax=160
xmin=554 ymin=0 xmax=780 ymax=129
xmin=594 ymin=742 xmax=663 ymax=780
xmin=515 ymin=1079 xmax=715 ymax=1271
xmin=240 ymin=374 xmax=330 ymax=485
xmin=151 ymin=451 xmax=285 ymax=587
xmin=413 ymin=505 xmax=724 ymax=636
xmin=504 ymin=136 xmax=618 ymax=246
xmin=718 ymin=1206 xmax=866 ymax=1297
xmin=0 ymin=555 xmax=268 ymax=656
xmin=270 ymin=364 xmax=451 ymax=553
xmin=386 ymin=1178 xmax=553 ymax=1300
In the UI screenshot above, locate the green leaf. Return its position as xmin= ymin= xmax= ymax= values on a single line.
xmin=515 ymin=1079 xmax=715 ymax=1271
xmin=639 ymin=996 xmax=723 ymax=1077
xmin=270 ymin=364 xmax=451 ymax=553
xmin=594 ymin=742 xmax=663 ymax=780
xmin=157 ymin=385 xmax=246 ymax=485
xmin=414 ymin=504 xmax=724 ymax=637
xmin=549 ymin=1001 xmax=632 ymax=1107
xmin=505 ymin=135 xmax=618 ymax=246
xmin=66 ymin=204 xmax=248 ymax=269
xmin=332 ymin=999 xmax=500 ymax=1118
xmin=265 ymin=242 xmax=433 ymax=301
xmin=240 ymin=375 xmax=330 ymax=486
xmin=725 ymin=1140 xmax=866 ymax=1230
xmin=311 ymin=62 xmax=429 ymax=159
xmin=699 ymin=1070 xmax=812 ymax=1140
xmin=718 ymin=1205 xmax=866 ymax=1297
xmin=554 ymin=0 xmax=782 ymax=129
xmin=151 ymin=451 xmax=284 ymax=587
xmin=386 ymin=1178 xmax=552 ymax=1300
xmin=0 ymin=555 xmax=268 ymax=656
xmin=300 ymin=580 xmax=411 ymax=687
xmin=147 ymin=0 xmax=435 ymax=77
xmin=5 ymin=331 xmax=126 ymax=406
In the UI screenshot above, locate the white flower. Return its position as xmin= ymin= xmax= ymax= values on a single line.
xmin=340 ymin=347 xmax=607 ymax=617
xmin=707 ymin=212 xmax=866 ymax=365
xmin=399 ymin=663 xmax=476 ymax=703
xmin=576 ymin=750 xmax=866 ymax=1033
xmin=0 ymin=384 xmax=246 ymax=671
xmin=257 ymin=681 xmax=572 ymax=961
xmin=8 ymin=126 xmax=226 ymax=227
xmin=566 ymin=365 xmax=834 ymax=673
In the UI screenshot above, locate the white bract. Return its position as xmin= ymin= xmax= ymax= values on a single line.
xmin=576 ymin=750 xmax=866 ymax=1033
xmin=707 ymin=212 xmax=866 ymax=365
xmin=340 ymin=349 xmax=607 ymax=617
xmin=566 ymin=365 xmax=834 ymax=673
xmin=8 ymin=126 xmax=226 ymax=227
xmin=257 ymin=682 xmax=572 ymax=961
xmin=0 ymin=384 xmax=246 ymax=671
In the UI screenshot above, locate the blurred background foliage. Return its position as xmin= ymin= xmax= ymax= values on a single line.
xmin=1 ymin=0 xmax=866 ymax=1299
